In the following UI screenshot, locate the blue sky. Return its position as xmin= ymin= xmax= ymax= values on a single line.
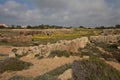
xmin=0 ymin=0 xmax=120 ymax=27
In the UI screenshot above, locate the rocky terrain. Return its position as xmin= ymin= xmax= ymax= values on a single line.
xmin=11 ymin=37 xmax=89 ymax=58
xmin=103 ymin=29 xmax=120 ymax=35
xmin=90 ymin=35 xmax=120 ymax=43
xmin=0 ymin=29 xmax=120 ymax=80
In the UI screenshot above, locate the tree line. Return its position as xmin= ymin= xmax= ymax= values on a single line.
xmin=0 ymin=24 xmax=120 ymax=29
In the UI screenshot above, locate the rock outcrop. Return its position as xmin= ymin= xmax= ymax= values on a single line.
xmin=0 ymin=35 xmax=32 ymax=44
xmin=12 ymin=37 xmax=89 ymax=58
xmin=90 ymin=35 xmax=120 ymax=43
xmin=58 ymin=69 xmax=72 ymax=80
xmin=102 ymin=29 xmax=120 ymax=35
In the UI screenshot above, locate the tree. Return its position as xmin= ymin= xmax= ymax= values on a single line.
xmin=115 ymin=24 xmax=120 ymax=28
xmin=27 ymin=25 xmax=32 ymax=29
xmin=16 ymin=25 xmax=22 ymax=29
xmin=79 ymin=26 xmax=85 ymax=28
xmin=0 ymin=25 xmax=5 ymax=29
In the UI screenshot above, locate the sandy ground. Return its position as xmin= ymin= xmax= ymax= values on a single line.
xmin=0 ymin=46 xmax=12 ymax=54
xmin=106 ymin=61 xmax=120 ymax=71
xmin=0 ymin=45 xmax=27 ymax=55
xmin=0 ymin=56 xmax=120 ymax=80
xmin=0 ymin=46 xmax=120 ymax=80
xmin=0 ymin=56 xmax=81 ymax=80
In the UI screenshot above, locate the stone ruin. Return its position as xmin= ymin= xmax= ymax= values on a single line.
xmin=90 ymin=29 xmax=120 ymax=43
xmin=16 ymin=30 xmax=54 ymax=36
xmin=90 ymin=35 xmax=120 ymax=43
xmin=0 ymin=30 xmax=55 ymax=45
xmin=102 ymin=29 xmax=120 ymax=35
xmin=0 ymin=35 xmax=32 ymax=44
xmin=11 ymin=37 xmax=89 ymax=58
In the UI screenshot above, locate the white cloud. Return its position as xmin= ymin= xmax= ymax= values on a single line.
xmin=0 ymin=1 xmax=42 ymax=25
xmin=0 ymin=0 xmax=120 ymax=27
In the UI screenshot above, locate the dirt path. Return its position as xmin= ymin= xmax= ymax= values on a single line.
xmin=0 ymin=56 xmax=81 ymax=80
xmin=106 ymin=61 xmax=120 ymax=71
xmin=0 ymin=54 xmax=120 ymax=80
xmin=0 ymin=46 xmax=12 ymax=54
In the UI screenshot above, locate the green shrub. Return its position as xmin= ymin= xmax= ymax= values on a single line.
xmin=72 ymin=58 xmax=120 ymax=80
xmin=0 ymin=53 xmax=8 ymax=56
xmin=35 ymin=54 xmax=44 ymax=59
xmin=0 ymin=58 xmax=32 ymax=74
xmin=77 ymin=43 xmax=103 ymax=58
xmin=93 ymin=42 xmax=120 ymax=62
xmin=9 ymin=64 xmax=71 ymax=80
xmin=108 ymin=44 xmax=118 ymax=49
xmin=9 ymin=75 xmax=34 ymax=80
xmin=49 ymin=50 xmax=73 ymax=57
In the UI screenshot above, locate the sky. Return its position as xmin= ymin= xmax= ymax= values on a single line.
xmin=0 ymin=0 xmax=120 ymax=27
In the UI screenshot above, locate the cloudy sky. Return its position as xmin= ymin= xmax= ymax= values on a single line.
xmin=0 ymin=0 xmax=120 ymax=27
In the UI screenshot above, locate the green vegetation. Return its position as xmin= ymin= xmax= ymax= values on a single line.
xmin=9 ymin=58 xmax=120 ymax=80
xmin=0 ymin=53 xmax=8 ymax=56
xmin=49 ymin=50 xmax=73 ymax=57
xmin=47 ymin=42 xmax=119 ymax=63
xmin=35 ymin=64 xmax=71 ymax=80
xmin=9 ymin=64 xmax=71 ymax=80
xmin=0 ymin=58 xmax=32 ymax=74
xmin=77 ymin=43 xmax=103 ymax=58
xmin=94 ymin=42 xmax=120 ymax=62
xmin=0 ymin=28 xmax=102 ymax=46
xmin=33 ymin=28 xmax=102 ymax=45
xmin=9 ymin=75 xmax=34 ymax=80
xmin=72 ymin=58 xmax=120 ymax=80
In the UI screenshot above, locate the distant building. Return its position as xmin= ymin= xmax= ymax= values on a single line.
xmin=21 ymin=26 xmax=27 ymax=28
xmin=0 ymin=24 xmax=8 ymax=27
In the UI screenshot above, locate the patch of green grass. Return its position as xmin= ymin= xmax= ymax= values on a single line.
xmin=72 ymin=58 xmax=120 ymax=80
xmin=32 ymin=29 xmax=102 ymax=45
xmin=32 ymin=34 xmax=83 ymax=45
xmin=0 ymin=58 xmax=32 ymax=74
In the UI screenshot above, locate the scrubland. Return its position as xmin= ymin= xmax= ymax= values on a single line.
xmin=0 ymin=28 xmax=120 ymax=80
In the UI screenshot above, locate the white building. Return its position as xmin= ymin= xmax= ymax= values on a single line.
xmin=0 ymin=24 xmax=8 ymax=27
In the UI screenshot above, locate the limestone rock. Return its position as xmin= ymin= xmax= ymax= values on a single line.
xmin=9 ymin=53 xmax=16 ymax=58
xmin=118 ymin=46 xmax=120 ymax=49
xmin=15 ymin=37 xmax=89 ymax=58
xmin=83 ymin=56 xmax=90 ymax=59
xmin=90 ymin=35 xmax=120 ymax=43
xmin=58 ymin=69 xmax=72 ymax=80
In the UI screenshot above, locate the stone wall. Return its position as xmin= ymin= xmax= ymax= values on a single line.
xmin=90 ymin=35 xmax=120 ymax=43
xmin=13 ymin=37 xmax=89 ymax=58
xmin=102 ymin=29 xmax=120 ymax=35
xmin=0 ymin=35 xmax=32 ymax=44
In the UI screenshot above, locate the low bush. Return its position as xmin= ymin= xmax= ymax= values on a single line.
xmin=72 ymin=58 xmax=120 ymax=80
xmin=93 ymin=42 xmax=120 ymax=62
xmin=0 ymin=58 xmax=32 ymax=74
xmin=77 ymin=43 xmax=102 ymax=58
xmin=108 ymin=44 xmax=118 ymax=49
xmin=0 ymin=53 xmax=8 ymax=56
xmin=9 ymin=75 xmax=34 ymax=80
xmin=49 ymin=50 xmax=73 ymax=57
